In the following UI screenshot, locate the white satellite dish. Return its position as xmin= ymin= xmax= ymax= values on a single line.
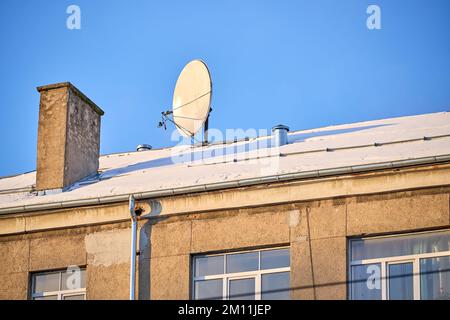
xmin=159 ymin=60 xmax=212 ymax=144
xmin=173 ymin=59 xmax=212 ymax=139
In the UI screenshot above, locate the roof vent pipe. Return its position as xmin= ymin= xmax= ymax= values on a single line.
xmin=272 ymin=124 xmax=289 ymax=147
xmin=136 ymin=144 xmax=152 ymax=152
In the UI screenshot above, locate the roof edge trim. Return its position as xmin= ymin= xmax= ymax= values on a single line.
xmin=1 ymin=154 xmax=450 ymax=215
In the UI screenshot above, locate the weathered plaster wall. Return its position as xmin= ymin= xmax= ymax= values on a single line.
xmin=0 ymin=186 xmax=449 ymax=300
xmin=36 ymin=86 xmax=68 ymax=190
xmin=85 ymin=228 xmax=132 ymax=299
xmin=139 ymin=187 xmax=449 ymax=300
xmin=64 ymin=86 xmax=102 ymax=187
xmin=0 ymin=223 xmax=130 ymax=300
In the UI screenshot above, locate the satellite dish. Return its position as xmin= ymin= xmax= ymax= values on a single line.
xmin=157 ymin=59 xmax=213 ymax=145
xmin=172 ymin=60 xmax=212 ymax=140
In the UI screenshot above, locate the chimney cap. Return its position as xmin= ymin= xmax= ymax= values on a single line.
xmin=136 ymin=144 xmax=152 ymax=152
xmin=272 ymin=124 xmax=290 ymax=132
xmin=37 ymin=82 xmax=105 ymax=116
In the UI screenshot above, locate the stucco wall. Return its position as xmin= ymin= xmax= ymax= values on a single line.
xmin=0 ymin=185 xmax=448 ymax=300
xmin=64 ymin=86 xmax=102 ymax=187
xmin=36 ymin=86 xmax=68 ymax=190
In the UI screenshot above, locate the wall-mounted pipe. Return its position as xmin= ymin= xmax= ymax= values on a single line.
xmin=129 ymin=195 xmax=137 ymax=300
xmin=128 ymin=194 xmax=152 ymax=300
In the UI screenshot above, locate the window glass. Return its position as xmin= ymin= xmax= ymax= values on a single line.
xmin=388 ymin=263 xmax=414 ymax=300
xmin=261 ymin=272 xmax=290 ymax=299
xmin=34 ymin=272 xmax=60 ymax=293
xmin=226 ymin=252 xmax=259 ymax=273
xmin=351 ymin=231 xmax=450 ymax=260
xmin=229 ymin=278 xmax=255 ymax=300
xmin=195 ymin=255 xmax=224 ymax=277
xmin=261 ymin=249 xmax=290 ymax=270
xmin=351 ymin=264 xmax=382 ymax=300
xmin=194 ymin=279 xmax=223 ymax=300
xmin=420 ymin=256 xmax=450 ymax=300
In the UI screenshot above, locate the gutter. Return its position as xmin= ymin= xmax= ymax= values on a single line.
xmin=0 ymin=154 xmax=450 ymax=215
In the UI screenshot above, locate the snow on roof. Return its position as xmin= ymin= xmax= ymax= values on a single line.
xmin=0 ymin=111 xmax=449 ymax=210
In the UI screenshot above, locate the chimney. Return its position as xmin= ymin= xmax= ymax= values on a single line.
xmin=272 ymin=124 xmax=289 ymax=147
xmin=36 ymin=82 xmax=104 ymax=191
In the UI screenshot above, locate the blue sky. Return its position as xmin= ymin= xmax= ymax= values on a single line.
xmin=0 ymin=0 xmax=449 ymax=177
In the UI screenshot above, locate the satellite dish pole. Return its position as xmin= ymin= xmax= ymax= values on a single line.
xmin=203 ymin=107 xmax=212 ymax=146
xmin=203 ymin=116 xmax=209 ymax=146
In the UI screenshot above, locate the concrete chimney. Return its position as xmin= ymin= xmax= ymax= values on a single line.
xmin=36 ymin=82 xmax=104 ymax=191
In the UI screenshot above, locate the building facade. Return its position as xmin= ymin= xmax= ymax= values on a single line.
xmin=0 ymin=83 xmax=449 ymax=300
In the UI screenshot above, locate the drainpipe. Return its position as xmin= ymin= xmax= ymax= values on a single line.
xmin=129 ymin=194 xmax=137 ymax=300
xmin=129 ymin=194 xmax=152 ymax=300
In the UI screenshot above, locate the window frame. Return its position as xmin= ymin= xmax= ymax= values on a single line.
xmin=348 ymin=230 xmax=450 ymax=300
xmin=30 ymin=268 xmax=86 ymax=300
xmin=192 ymin=247 xmax=290 ymax=300
xmin=386 ymin=260 xmax=417 ymax=300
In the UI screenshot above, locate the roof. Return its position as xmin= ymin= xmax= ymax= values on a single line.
xmin=1 ymin=111 xmax=449 ymax=212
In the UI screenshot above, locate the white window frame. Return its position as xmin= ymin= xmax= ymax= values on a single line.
xmin=31 ymin=268 xmax=86 ymax=300
xmin=192 ymin=247 xmax=290 ymax=300
xmin=386 ymin=259 xmax=417 ymax=300
xmin=349 ymin=231 xmax=450 ymax=300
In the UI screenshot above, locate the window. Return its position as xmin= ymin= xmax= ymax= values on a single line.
xmin=31 ymin=267 xmax=86 ymax=300
xmin=349 ymin=230 xmax=450 ymax=300
xmin=192 ymin=247 xmax=290 ymax=300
